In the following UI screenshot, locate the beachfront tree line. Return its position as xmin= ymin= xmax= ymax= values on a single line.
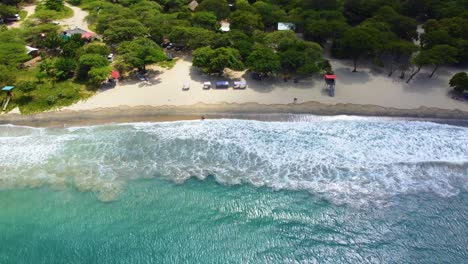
xmin=78 ymin=0 xmax=467 ymax=82
xmin=1 ymin=0 xmax=468 ymax=113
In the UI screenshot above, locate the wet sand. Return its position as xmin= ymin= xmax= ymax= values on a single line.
xmin=1 ymin=102 xmax=467 ymax=128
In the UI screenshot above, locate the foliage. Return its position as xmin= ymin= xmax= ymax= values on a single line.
xmin=168 ymin=26 xmax=216 ymax=49
xmin=38 ymin=57 xmax=77 ymax=81
xmin=34 ymin=3 xmax=73 ymax=20
xmin=197 ymin=0 xmax=230 ymax=19
xmin=103 ymin=19 xmax=147 ymax=44
xmin=192 ymin=47 xmax=244 ymax=74
xmin=335 ymin=26 xmax=378 ymax=71
xmin=191 ymin=11 xmax=219 ymax=30
xmin=0 ymin=65 xmax=16 ymax=86
xmin=45 ymin=0 xmax=64 ymax=11
xmin=304 ymin=19 xmax=349 ymax=43
xmin=0 ymin=3 xmax=17 ymax=19
xmin=117 ymin=38 xmax=167 ymax=71
xmin=11 ymin=80 xmax=90 ymax=114
xmin=78 ymin=43 xmax=111 ymax=57
xmin=0 ymin=31 xmax=29 ymax=67
xmin=252 ymin=1 xmax=287 ymax=27
xmin=88 ymin=65 xmax=112 ymax=86
xmin=449 ymin=72 xmax=468 ymax=93
xmin=76 ymin=53 xmax=109 ymax=81
xmin=246 ymin=45 xmax=281 ymax=75
xmin=230 ymin=10 xmax=264 ymax=33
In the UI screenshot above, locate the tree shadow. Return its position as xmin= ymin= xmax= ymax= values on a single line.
xmin=333 ymin=67 xmax=371 ymax=84
xmin=98 ymin=80 xmax=117 ymax=92
xmin=403 ymin=72 xmax=448 ymax=93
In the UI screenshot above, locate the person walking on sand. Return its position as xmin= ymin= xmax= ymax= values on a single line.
xmin=293 ymin=98 xmax=298 ymax=104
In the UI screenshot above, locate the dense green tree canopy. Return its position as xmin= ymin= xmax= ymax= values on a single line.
xmin=449 ymin=72 xmax=468 ymax=93
xmin=117 ymin=38 xmax=167 ymax=71
xmin=103 ymin=19 xmax=148 ymax=44
xmin=335 ymin=27 xmax=378 ymax=71
xmin=197 ymin=0 xmax=230 ymax=19
xmin=192 ymin=47 xmax=244 ymax=74
xmin=246 ymin=45 xmax=281 ymax=75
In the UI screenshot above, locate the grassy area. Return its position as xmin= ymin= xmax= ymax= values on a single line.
xmin=158 ymin=58 xmax=179 ymax=69
xmin=34 ymin=4 xmax=74 ymax=20
xmin=3 ymin=80 xmax=93 ymax=114
xmin=19 ymin=10 xmax=28 ymax=21
xmin=0 ymin=68 xmax=94 ymax=114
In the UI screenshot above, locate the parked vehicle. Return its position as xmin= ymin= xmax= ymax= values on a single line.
xmin=215 ymin=81 xmax=229 ymax=89
xmin=5 ymin=14 xmax=20 ymax=22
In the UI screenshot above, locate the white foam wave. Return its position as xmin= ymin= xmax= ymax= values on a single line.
xmin=0 ymin=119 xmax=467 ymax=205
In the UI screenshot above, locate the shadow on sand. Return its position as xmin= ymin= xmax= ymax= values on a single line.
xmin=333 ymin=67 xmax=371 ymax=84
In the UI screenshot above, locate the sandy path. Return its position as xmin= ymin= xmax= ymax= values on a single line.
xmin=64 ymin=57 xmax=468 ymax=113
xmin=59 ymin=3 xmax=91 ymax=32
xmin=7 ymin=4 xmax=36 ymax=29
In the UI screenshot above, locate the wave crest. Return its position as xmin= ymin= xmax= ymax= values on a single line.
xmin=0 ymin=119 xmax=467 ymax=205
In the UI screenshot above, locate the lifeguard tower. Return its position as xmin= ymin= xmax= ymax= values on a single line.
xmin=1 ymin=86 xmax=14 ymax=111
xmin=324 ymin=74 xmax=336 ymax=97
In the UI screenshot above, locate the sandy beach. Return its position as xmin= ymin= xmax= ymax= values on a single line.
xmin=2 ymin=55 xmax=467 ymax=126
xmin=62 ymin=57 xmax=468 ymax=112
xmin=2 ymin=3 xmax=467 ymax=126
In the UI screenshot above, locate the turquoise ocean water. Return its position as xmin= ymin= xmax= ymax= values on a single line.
xmin=0 ymin=117 xmax=467 ymax=263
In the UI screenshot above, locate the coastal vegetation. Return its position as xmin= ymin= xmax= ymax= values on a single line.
xmin=0 ymin=0 xmax=467 ymax=113
xmin=450 ymin=72 xmax=468 ymax=93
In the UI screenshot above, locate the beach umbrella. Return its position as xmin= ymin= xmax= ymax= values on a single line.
xmin=111 ymin=70 xmax=120 ymax=79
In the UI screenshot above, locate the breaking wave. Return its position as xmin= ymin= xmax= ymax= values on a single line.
xmin=0 ymin=118 xmax=467 ymax=205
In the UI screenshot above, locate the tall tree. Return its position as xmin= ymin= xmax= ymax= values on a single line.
xmin=229 ymin=10 xmax=264 ymax=33
xmin=449 ymin=72 xmax=468 ymax=93
xmin=337 ymin=27 xmax=378 ymax=72
xmin=103 ymin=19 xmax=148 ymax=44
xmin=246 ymin=45 xmax=281 ymax=77
xmin=76 ymin=54 xmax=109 ymax=81
xmin=384 ymin=40 xmax=419 ymax=76
xmin=405 ymin=44 xmax=458 ymax=83
xmin=197 ymin=0 xmax=230 ymax=19
xmin=44 ymin=0 xmax=64 ymax=11
xmin=425 ymin=44 xmax=458 ymax=78
xmin=192 ymin=47 xmax=244 ymax=74
xmin=117 ymin=38 xmax=167 ymax=72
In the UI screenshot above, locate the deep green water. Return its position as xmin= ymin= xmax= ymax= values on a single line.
xmin=0 ymin=118 xmax=467 ymax=263
xmin=1 ymin=178 xmax=467 ymax=263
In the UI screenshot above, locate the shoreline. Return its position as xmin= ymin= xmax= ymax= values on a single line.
xmin=1 ymin=101 xmax=467 ymax=127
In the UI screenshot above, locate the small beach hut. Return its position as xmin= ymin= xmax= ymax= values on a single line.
xmin=324 ymin=75 xmax=336 ymax=97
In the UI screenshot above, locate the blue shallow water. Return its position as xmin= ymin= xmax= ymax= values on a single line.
xmin=0 ymin=117 xmax=467 ymax=263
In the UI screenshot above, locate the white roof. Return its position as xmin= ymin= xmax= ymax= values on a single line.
xmin=220 ymin=21 xmax=230 ymax=32
xmin=26 ymin=46 xmax=38 ymax=54
xmin=278 ymin=22 xmax=295 ymax=31
xmin=188 ymin=0 xmax=198 ymax=11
